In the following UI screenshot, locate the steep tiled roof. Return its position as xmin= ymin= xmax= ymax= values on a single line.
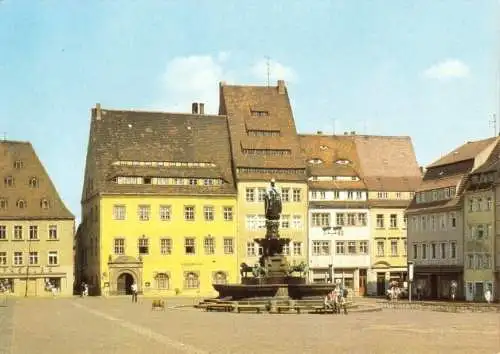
xmin=416 ymin=174 xmax=464 ymax=192
xmin=0 ymin=141 xmax=73 ymax=220
xmin=82 ymin=106 xmax=236 ymax=199
xmin=219 ymin=81 xmax=306 ymax=182
xmin=427 ymin=137 xmax=497 ymax=168
xmin=353 ymin=135 xmax=421 ymax=191
xmin=299 ymin=134 xmax=365 ymax=190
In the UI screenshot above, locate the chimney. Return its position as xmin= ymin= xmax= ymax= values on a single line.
xmin=199 ymin=103 xmax=205 ymax=115
xmin=191 ymin=102 xmax=199 ymax=114
xmin=317 ymin=131 xmax=323 ymax=135
xmin=95 ymin=103 xmax=101 ymax=121
xmin=277 ymin=80 xmax=286 ymax=94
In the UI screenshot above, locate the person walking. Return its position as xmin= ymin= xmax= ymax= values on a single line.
xmin=131 ymin=282 xmax=138 ymax=303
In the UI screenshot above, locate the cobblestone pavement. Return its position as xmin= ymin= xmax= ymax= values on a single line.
xmin=3 ymin=296 xmax=500 ymax=354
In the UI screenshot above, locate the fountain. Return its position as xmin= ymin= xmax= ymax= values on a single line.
xmin=212 ymin=179 xmax=333 ymax=301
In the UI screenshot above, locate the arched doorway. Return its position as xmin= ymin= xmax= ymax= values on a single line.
xmin=117 ymin=273 xmax=134 ymax=295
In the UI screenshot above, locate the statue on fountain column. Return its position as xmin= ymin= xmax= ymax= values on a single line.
xmin=264 ymin=179 xmax=282 ymax=239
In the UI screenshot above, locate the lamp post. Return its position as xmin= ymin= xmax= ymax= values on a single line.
xmin=407 ymin=261 xmax=414 ymax=302
xmin=24 ymin=237 xmax=32 ymax=297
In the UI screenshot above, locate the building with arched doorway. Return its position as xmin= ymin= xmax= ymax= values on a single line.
xmin=78 ymin=103 xmax=238 ymax=297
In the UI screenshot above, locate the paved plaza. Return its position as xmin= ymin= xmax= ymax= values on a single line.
xmin=0 ymin=296 xmax=499 ymax=354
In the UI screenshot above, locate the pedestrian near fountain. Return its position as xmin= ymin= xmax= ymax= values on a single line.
xmin=484 ymin=286 xmax=492 ymax=304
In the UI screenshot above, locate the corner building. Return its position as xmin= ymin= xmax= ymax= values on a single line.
xmin=299 ymin=133 xmax=370 ymax=295
xmin=0 ymin=141 xmax=74 ymax=296
xmin=78 ymin=104 xmax=238 ymax=297
xmin=219 ymin=81 xmax=308 ymax=274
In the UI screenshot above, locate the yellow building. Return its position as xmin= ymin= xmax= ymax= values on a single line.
xmin=78 ymin=103 xmax=238 ymax=297
xmin=219 ymin=81 xmax=308 ymax=274
xmin=352 ymin=135 xmax=421 ymax=296
xmin=0 ymin=141 xmax=74 ymax=297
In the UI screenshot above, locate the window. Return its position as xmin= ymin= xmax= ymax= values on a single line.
xmin=310 ymin=191 xmax=318 ymax=200
xmin=14 ymin=251 xmax=23 ymax=265
xmin=14 ymin=160 xmax=23 ymax=169
xmin=213 ymin=272 xmax=227 ymax=285
xmin=188 ymin=178 xmax=198 ymax=185
xmin=431 ymin=243 xmax=437 ymax=259
xmin=450 ymin=212 xmax=457 ymax=228
xmin=440 ymin=242 xmax=446 ymax=259
xmin=246 ymin=242 xmax=256 ymax=256
xmin=48 ymin=251 xmax=59 ymax=265
xmin=223 ymin=238 xmax=234 ymax=254
xmin=17 ymin=199 xmax=26 ymax=209
xmin=0 ymin=225 xmax=6 ymax=240
xmin=377 ymin=192 xmax=388 ymax=199
xmin=403 ymin=239 xmax=407 ymax=256
xmin=114 ymin=238 xmax=125 ymax=255
xmin=48 ymin=225 xmax=57 ymax=240
xmin=203 ymin=179 xmax=214 ymax=186
xmin=245 ymin=188 xmax=255 ymax=202
xmin=292 ymin=215 xmax=302 ymax=229
xmin=281 ymin=188 xmax=290 ymax=202
xmin=156 ymin=273 xmax=169 ymax=289
xmin=357 ymin=213 xmax=367 ymax=226
xmin=487 ymin=197 xmax=493 ymax=211
xmin=319 ymin=191 xmax=326 ymax=200
xmin=185 ymin=238 xmax=196 ymax=255
xmin=347 ymin=191 xmax=354 ymax=200
xmin=377 ymin=241 xmax=385 ymax=257
xmin=184 ymin=272 xmax=199 ymax=289
xmin=336 ymin=241 xmax=345 ymax=254
xmin=412 ymin=244 xmax=418 ymax=259
xmin=29 ymin=177 xmax=38 ymax=188
xmin=29 ymin=251 xmax=39 ymax=265
xmin=137 ymin=205 xmax=150 ymax=221
xmin=159 ymin=205 xmax=171 ymax=221
xmin=14 ymin=225 xmax=22 ymax=240
xmin=390 ymin=240 xmax=398 ymax=256
xmin=396 ymin=192 xmax=402 ymax=199
xmin=138 ymin=238 xmax=149 ymax=255
xmin=450 ymin=242 xmax=457 ymax=258
xmin=336 ymin=213 xmax=345 ymax=226
xmin=312 ymin=213 xmax=330 ymax=227
xmin=281 ymin=215 xmax=290 ymax=228
xmin=484 ymin=254 xmax=492 ymax=269
xmin=203 ymin=206 xmax=214 ymax=221
xmin=4 ymin=176 xmax=14 ymax=187
xmin=359 ymin=241 xmax=368 ymax=254
xmin=0 ymin=252 xmax=6 ymax=265
xmin=282 ymin=242 xmax=290 ymax=255
xmin=347 ymin=213 xmax=356 ymax=226
xmin=333 ymin=190 xmax=340 ymax=199
xmin=160 ymin=238 xmax=172 ymax=255
xmin=467 ymin=254 xmax=474 ymax=269
xmin=29 ymin=225 xmax=38 ymax=240
xmin=348 ymin=241 xmax=356 ymax=254
xmin=223 ymin=207 xmax=233 ymax=221
xmin=421 ymin=244 xmax=427 ymax=259
xmin=184 ymin=206 xmax=195 ymax=221
xmin=356 ymin=191 xmax=363 ymax=199
xmin=293 ymin=242 xmax=302 ymax=256
xmin=292 ymin=188 xmax=301 ymax=202
xmin=0 ymin=199 xmax=7 ymax=210
xmin=204 ymin=237 xmax=215 ymax=255
xmin=390 ymin=214 xmax=397 ymax=228
xmin=40 ymin=199 xmax=50 ymax=210
xmin=376 ymin=214 xmax=384 ymax=228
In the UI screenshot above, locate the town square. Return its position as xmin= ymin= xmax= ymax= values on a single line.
xmin=1 ymin=0 xmax=500 ymax=353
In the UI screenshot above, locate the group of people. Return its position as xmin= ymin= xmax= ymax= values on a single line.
xmin=0 ymin=280 xmax=11 ymax=294
xmin=80 ymin=282 xmax=89 ymax=297
xmin=323 ymin=286 xmax=349 ymax=314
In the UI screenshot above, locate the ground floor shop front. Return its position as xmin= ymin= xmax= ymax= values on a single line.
xmin=414 ymin=265 xmax=463 ymax=300
xmin=0 ymin=273 xmax=73 ymax=297
xmin=310 ymin=267 xmax=368 ymax=296
xmin=367 ymin=266 xmax=407 ymax=296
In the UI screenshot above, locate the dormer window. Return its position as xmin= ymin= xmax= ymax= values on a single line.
xmin=335 ymin=159 xmax=350 ymax=165
xmin=308 ymin=158 xmax=323 ymax=165
xmin=0 ymin=199 xmax=7 ymax=210
xmin=319 ymin=145 xmax=328 ymax=151
xmin=4 ymin=176 xmax=14 ymax=187
xmin=41 ymin=199 xmax=50 ymax=210
xmin=16 ymin=199 xmax=26 ymax=209
xmin=14 ymin=160 xmax=23 ymax=169
xmin=29 ymin=177 xmax=39 ymax=188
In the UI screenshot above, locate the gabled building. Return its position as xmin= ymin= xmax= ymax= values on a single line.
xmin=219 ymin=81 xmax=308 ymax=272
xmin=406 ymin=137 xmax=499 ymax=300
xmin=354 ymin=135 xmax=421 ymax=296
xmin=78 ymin=103 xmax=238 ymax=296
xmin=299 ymin=133 xmax=370 ymax=295
xmin=0 ymin=141 xmax=74 ymax=296
xmin=461 ymin=141 xmax=500 ymax=301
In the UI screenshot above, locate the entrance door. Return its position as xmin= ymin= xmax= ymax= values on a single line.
xmin=474 ymin=282 xmax=484 ymax=301
xmin=376 ymin=273 xmax=385 ymax=296
xmin=117 ymin=273 xmax=134 ymax=295
xmin=359 ymin=269 xmax=367 ymax=296
xmin=430 ymin=275 xmax=438 ymax=299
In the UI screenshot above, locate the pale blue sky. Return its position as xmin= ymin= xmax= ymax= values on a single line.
xmin=0 ymin=0 xmax=499 ymax=220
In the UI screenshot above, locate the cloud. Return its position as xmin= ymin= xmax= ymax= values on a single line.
xmin=422 ymin=59 xmax=470 ymax=80
xmin=251 ymin=58 xmax=297 ymax=83
xmin=154 ymin=52 xmax=232 ymax=114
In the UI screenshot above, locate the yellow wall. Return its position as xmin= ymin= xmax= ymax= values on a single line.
xmin=97 ymin=195 xmax=238 ymax=297
xmin=236 ymin=181 xmax=308 ymax=272
xmin=0 ymin=219 xmax=74 ymax=297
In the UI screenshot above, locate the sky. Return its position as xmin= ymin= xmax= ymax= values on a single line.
xmin=0 ymin=0 xmax=499 ymax=221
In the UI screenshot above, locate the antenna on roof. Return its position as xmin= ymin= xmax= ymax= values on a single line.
xmin=489 ymin=114 xmax=497 ymax=137
xmin=265 ymin=56 xmax=271 ymax=87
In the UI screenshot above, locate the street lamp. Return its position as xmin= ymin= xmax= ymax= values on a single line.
xmin=407 ymin=261 xmax=414 ymax=302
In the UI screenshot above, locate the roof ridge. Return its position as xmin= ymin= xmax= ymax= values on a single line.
xmin=0 ymin=140 xmax=31 ymax=145
xmin=98 ymin=106 xmax=227 ymax=118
